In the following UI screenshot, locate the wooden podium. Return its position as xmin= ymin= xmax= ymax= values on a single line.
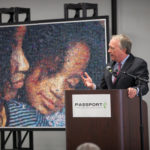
xmin=65 ymin=89 xmax=149 ymax=150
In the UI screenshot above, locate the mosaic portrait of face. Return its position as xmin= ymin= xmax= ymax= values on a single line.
xmin=0 ymin=26 xmax=30 ymax=126
xmin=10 ymin=26 xmax=30 ymax=90
xmin=2 ymin=26 xmax=30 ymax=101
xmin=25 ymin=42 xmax=90 ymax=114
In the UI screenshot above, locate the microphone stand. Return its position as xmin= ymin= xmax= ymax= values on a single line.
xmin=121 ymin=71 xmax=149 ymax=150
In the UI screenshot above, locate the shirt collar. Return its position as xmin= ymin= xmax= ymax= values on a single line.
xmin=119 ymin=54 xmax=130 ymax=66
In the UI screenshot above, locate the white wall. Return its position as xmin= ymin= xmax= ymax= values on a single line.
xmin=0 ymin=0 xmax=150 ymax=150
xmin=117 ymin=0 xmax=150 ymax=148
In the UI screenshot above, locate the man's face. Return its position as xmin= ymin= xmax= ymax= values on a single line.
xmin=25 ymin=42 xmax=90 ymax=115
xmin=108 ymin=39 xmax=126 ymax=62
xmin=10 ymin=26 xmax=29 ymax=89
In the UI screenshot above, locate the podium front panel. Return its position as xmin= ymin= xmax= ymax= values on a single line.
xmin=65 ymin=89 xmax=149 ymax=150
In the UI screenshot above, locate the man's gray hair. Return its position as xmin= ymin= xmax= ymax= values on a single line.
xmin=111 ymin=34 xmax=132 ymax=54
xmin=76 ymin=142 xmax=101 ymax=150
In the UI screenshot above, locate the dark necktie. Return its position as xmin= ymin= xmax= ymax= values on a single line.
xmin=113 ymin=63 xmax=121 ymax=83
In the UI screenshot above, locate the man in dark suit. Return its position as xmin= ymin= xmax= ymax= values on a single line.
xmin=81 ymin=34 xmax=149 ymax=99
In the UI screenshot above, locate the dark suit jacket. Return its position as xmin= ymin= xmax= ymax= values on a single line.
xmin=97 ymin=54 xmax=149 ymax=96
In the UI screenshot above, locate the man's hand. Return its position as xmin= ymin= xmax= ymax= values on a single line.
xmin=128 ymin=87 xmax=137 ymax=99
xmin=81 ymin=72 xmax=95 ymax=89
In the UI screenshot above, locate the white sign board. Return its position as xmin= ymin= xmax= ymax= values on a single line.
xmin=72 ymin=94 xmax=111 ymax=117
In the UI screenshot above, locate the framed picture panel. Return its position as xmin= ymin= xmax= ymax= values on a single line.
xmin=0 ymin=16 xmax=109 ymax=129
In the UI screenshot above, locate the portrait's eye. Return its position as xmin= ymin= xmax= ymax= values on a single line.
xmin=47 ymin=69 xmax=57 ymax=77
xmin=37 ymin=68 xmax=48 ymax=81
xmin=38 ymin=57 xmax=60 ymax=78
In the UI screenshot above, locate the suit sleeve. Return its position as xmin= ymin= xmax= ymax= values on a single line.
xmin=96 ymin=71 xmax=108 ymax=89
xmin=134 ymin=59 xmax=149 ymax=96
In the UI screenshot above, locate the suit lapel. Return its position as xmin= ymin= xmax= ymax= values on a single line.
xmin=120 ymin=54 xmax=134 ymax=72
xmin=115 ymin=54 xmax=135 ymax=83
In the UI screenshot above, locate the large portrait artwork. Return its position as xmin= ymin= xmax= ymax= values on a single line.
xmin=0 ymin=17 xmax=108 ymax=129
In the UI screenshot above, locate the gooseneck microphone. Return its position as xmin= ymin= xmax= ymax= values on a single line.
xmin=120 ymin=71 xmax=149 ymax=83
xmin=106 ymin=66 xmax=118 ymax=77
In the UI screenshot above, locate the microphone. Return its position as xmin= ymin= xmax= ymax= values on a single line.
xmin=106 ymin=66 xmax=118 ymax=77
